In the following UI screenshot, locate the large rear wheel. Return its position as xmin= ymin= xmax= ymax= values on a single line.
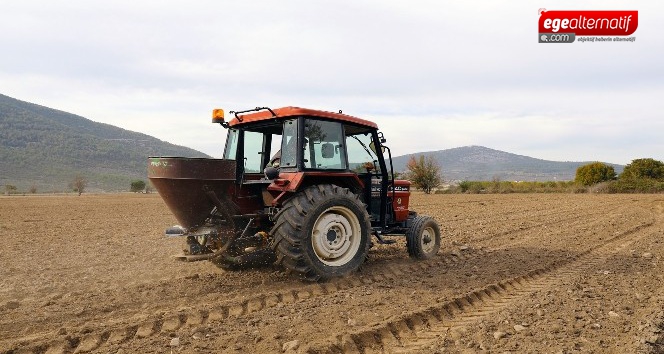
xmin=271 ymin=184 xmax=371 ymax=281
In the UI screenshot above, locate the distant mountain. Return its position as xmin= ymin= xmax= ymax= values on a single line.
xmin=391 ymin=146 xmax=624 ymax=182
xmin=0 ymin=93 xmax=625 ymax=191
xmin=0 ymin=93 xmax=209 ymax=192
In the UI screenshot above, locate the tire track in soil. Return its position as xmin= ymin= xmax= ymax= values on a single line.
xmin=443 ymin=199 xmax=630 ymax=243
xmin=2 ymin=197 xmax=645 ymax=354
xmin=436 ymin=197 xmax=625 ymax=231
xmin=643 ymin=200 xmax=664 ymax=353
xmin=1 ymin=249 xmax=491 ymax=354
xmin=440 ymin=205 xmax=584 ymax=235
xmin=305 ymin=220 xmax=655 ymax=354
xmin=485 ymin=205 xmax=643 ymax=251
xmin=42 ymin=201 xmax=637 ymax=354
xmin=458 ymin=202 xmax=634 ymax=246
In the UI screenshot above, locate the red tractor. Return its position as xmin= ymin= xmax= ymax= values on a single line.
xmin=148 ymin=107 xmax=441 ymax=281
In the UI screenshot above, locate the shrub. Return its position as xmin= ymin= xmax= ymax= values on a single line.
xmin=72 ymin=175 xmax=87 ymax=196
xmin=607 ymin=179 xmax=664 ymax=193
xmin=575 ymin=162 xmax=616 ymax=186
xmin=620 ymin=158 xmax=664 ymax=181
xmin=130 ymin=180 xmax=147 ymax=193
xmin=458 ymin=181 xmax=471 ymax=193
xmin=448 ymin=180 xmax=578 ymax=194
xmin=406 ymin=155 xmax=442 ymax=194
xmin=4 ymin=184 xmax=17 ymax=196
xmin=588 ymin=181 xmax=611 ymax=193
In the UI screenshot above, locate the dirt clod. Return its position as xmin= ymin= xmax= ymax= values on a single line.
xmin=282 ymin=339 xmax=299 ymax=352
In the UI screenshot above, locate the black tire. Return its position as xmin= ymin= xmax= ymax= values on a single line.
xmin=271 ymin=184 xmax=371 ymax=281
xmin=406 ymin=216 xmax=441 ymax=259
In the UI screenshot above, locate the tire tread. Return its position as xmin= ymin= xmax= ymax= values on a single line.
xmin=270 ymin=184 xmax=371 ymax=281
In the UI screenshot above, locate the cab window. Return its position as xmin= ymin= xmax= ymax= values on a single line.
xmin=243 ymin=131 xmax=265 ymax=173
xmin=303 ymin=119 xmax=346 ymax=170
xmin=279 ymin=119 xmax=298 ymax=168
xmin=223 ymin=129 xmax=239 ymax=160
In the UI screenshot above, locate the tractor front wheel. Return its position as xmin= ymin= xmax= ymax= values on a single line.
xmin=406 ymin=216 xmax=441 ymax=259
xmin=271 ymin=184 xmax=371 ymax=281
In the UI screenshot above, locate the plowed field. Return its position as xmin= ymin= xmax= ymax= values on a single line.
xmin=1 ymin=193 xmax=663 ymax=353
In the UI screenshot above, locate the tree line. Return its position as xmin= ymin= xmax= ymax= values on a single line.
xmin=574 ymin=158 xmax=664 ymax=193
xmin=3 ymin=177 xmax=153 ymax=195
xmin=404 ymin=155 xmax=664 ymax=194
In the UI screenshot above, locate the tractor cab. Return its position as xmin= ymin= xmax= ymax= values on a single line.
xmin=215 ymin=107 xmax=409 ymax=232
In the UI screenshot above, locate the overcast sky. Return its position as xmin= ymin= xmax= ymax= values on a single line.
xmin=1 ymin=1 xmax=662 ymax=165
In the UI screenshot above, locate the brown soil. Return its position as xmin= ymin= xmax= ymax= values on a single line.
xmin=1 ymin=193 xmax=663 ymax=354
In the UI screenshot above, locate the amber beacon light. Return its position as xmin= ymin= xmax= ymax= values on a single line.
xmin=212 ymin=108 xmax=225 ymax=124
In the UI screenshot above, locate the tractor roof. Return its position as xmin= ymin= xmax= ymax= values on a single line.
xmin=227 ymin=107 xmax=378 ymax=129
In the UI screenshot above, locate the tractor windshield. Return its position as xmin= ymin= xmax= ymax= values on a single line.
xmin=346 ymin=132 xmax=380 ymax=174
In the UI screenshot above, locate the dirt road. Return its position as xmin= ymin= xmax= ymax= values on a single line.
xmin=1 ymin=193 xmax=663 ymax=353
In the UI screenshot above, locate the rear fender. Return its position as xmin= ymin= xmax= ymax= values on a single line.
xmin=267 ymin=172 xmax=364 ymax=206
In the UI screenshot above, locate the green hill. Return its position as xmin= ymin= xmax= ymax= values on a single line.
xmin=1 ymin=93 xmax=626 ymax=191
xmin=0 ymin=93 xmax=209 ymax=192
xmin=391 ymin=146 xmax=624 ymax=182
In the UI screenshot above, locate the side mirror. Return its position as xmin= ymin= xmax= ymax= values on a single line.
xmin=321 ymin=143 xmax=335 ymax=159
xmin=264 ymin=166 xmax=279 ymax=180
